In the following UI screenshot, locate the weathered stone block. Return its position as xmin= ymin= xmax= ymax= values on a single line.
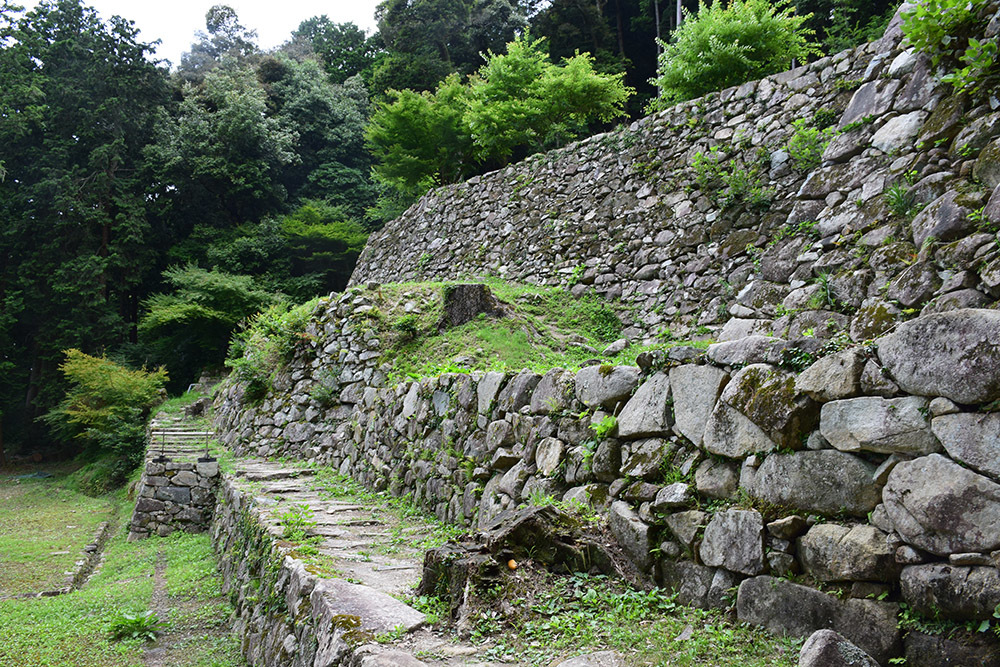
xmin=741 ymin=450 xmax=879 ymax=518
xmin=819 ymin=396 xmax=939 ymax=455
xmin=154 ymin=486 xmax=191 ymax=504
xmin=932 ymin=412 xmax=1000 ymax=482
xmin=877 ymin=309 xmax=1000 ymax=405
xmin=608 ymin=501 xmax=652 ymax=572
xmin=620 ymin=438 xmax=672 ymax=479
xmin=795 ymin=348 xmax=866 ymax=402
xmin=883 ymin=454 xmax=1000 ymax=556
xmin=736 ymin=576 xmax=900 ymax=663
xmin=616 ymin=373 xmax=672 ymax=439
xmin=798 ymin=629 xmax=879 ymax=667
xmin=699 ymin=509 xmax=764 ymax=576
xmin=530 ymin=369 xmax=574 ymax=415
xmin=575 ymin=366 xmax=640 ymax=411
xmin=669 ymin=364 xmax=729 ymax=446
xmin=798 ymin=524 xmax=897 ymax=582
xmin=901 ymin=564 xmax=1000 ymax=621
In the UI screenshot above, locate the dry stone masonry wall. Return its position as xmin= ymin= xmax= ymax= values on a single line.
xmin=215 ymin=290 xmax=1000 ymax=664
xmin=353 ymin=8 xmax=1000 ymax=347
xmin=214 ymin=6 xmax=1000 ymax=665
xmin=129 ymin=458 xmax=220 ymax=539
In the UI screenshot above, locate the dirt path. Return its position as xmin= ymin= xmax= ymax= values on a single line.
xmin=143 ymin=551 xmax=169 ymax=667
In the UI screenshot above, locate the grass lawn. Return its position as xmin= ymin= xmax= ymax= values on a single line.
xmin=350 ymin=280 xmax=711 ymax=381
xmin=0 ymin=471 xmax=244 ymax=667
xmin=0 ymin=467 xmax=116 ymax=595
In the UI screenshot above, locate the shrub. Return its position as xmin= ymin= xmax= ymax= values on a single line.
xmin=43 ymin=350 xmax=167 ymax=488
xmin=225 ymin=298 xmax=320 ymax=403
xmin=366 ymin=33 xmax=633 ymax=207
xmin=902 ymin=0 xmax=998 ymax=97
xmin=649 ymin=0 xmax=820 ymax=107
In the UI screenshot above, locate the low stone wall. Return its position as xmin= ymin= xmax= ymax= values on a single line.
xmin=215 ymin=290 xmax=1000 ymax=662
xmin=211 ymin=474 xmax=425 ymax=667
xmin=128 ymin=458 xmax=220 ymax=540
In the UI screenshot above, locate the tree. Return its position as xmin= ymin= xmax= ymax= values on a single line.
xmin=42 ymin=349 xmax=166 ymax=487
xmin=177 ymin=4 xmax=258 ymax=80
xmin=371 ymin=0 xmax=528 ymax=95
xmin=145 ymin=65 xmax=299 ymax=233
xmin=366 ymin=33 xmax=633 ymax=208
xmin=138 ymin=266 xmax=278 ymax=391
xmin=466 ymin=33 xmax=633 ymax=164
xmin=291 ymin=17 xmax=379 ymax=84
xmin=365 ymin=74 xmax=475 ymax=201
xmin=0 ymin=0 xmax=169 ymax=449
xmin=793 ymin=0 xmax=894 ymax=54
xmin=262 ymin=56 xmax=374 ymax=215
xmin=649 ymin=0 xmax=820 ymax=107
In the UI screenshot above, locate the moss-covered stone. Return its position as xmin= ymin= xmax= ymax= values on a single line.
xmin=718 ymin=364 xmax=818 ymax=451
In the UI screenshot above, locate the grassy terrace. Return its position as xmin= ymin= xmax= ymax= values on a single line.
xmin=0 ymin=468 xmax=243 ymax=667
xmin=0 ymin=468 xmax=115 ymax=595
xmin=353 ymin=279 xmax=711 ymax=381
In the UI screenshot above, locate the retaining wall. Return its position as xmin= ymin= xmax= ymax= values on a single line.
xmin=214 ymin=5 xmax=1000 ymax=664
xmin=128 ymin=458 xmax=220 ymax=539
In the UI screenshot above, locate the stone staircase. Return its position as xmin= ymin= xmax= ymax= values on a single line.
xmin=146 ymin=415 xmax=216 ymax=461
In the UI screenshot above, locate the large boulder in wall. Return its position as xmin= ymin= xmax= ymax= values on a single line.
xmin=737 ymin=576 xmax=900 ymax=664
xmin=703 ymin=364 xmax=818 ymax=457
xmin=882 ymin=454 xmax=1000 ymax=556
xmin=741 ymin=450 xmax=880 ymax=518
xmin=876 ymin=309 xmax=1000 ymax=405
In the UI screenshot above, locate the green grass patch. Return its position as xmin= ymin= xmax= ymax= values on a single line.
xmin=472 ymin=570 xmax=801 ymax=666
xmin=0 ymin=470 xmax=115 ymax=594
xmin=0 ymin=475 xmax=243 ymax=666
xmin=158 ymin=390 xmax=212 ymax=415
xmin=355 ymin=279 xmax=704 ymax=381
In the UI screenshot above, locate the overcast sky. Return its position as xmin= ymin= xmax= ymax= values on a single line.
xmin=18 ymin=0 xmax=383 ymax=68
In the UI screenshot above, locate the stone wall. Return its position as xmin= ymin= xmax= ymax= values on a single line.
xmin=213 ymin=5 xmax=1000 ymax=664
xmin=351 ymin=9 xmax=1000 ymax=346
xmin=128 ymin=458 xmax=220 ymax=540
xmin=214 ymin=284 xmax=1000 ymax=662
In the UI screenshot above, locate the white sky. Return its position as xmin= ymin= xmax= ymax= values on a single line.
xmin=18 ymin=0 xmax=382 ymax=68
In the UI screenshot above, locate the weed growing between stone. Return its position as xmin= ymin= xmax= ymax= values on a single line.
xmin=447 ymin=565 xmax=801 ymax=666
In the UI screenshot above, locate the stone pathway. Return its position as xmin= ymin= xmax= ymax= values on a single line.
xmin=225 ymin=458 xmax=519 ymax=665
xmin=144 ymin=410 xmax=518 ymax=666
xmin=147 ymin=415 xmax=215 ymax=462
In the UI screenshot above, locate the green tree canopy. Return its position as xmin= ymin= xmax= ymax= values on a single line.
xmin=0 ymin=0 xmax=168 ymax=447
xmin=370 ymin=0 xmax=529 ymax=95
xmin=466 ymin=33 xmax=633 ymax=163
xmin=145 ymin=65 xmax=299 ymax=232
xmin=42 ymin=349 xmax=166 ymax=487
xmin=291 ymin=17 xmax=379 ymax=84
xmin=177 ymin=4 xmax=259 ymax=80
xmin=366 ymin=32 xmax=632 ymax=211
xmin=649 ymin=0 xmax=820 ymax=107
xmin=138 ymin=266 xmax=278 ymax=391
